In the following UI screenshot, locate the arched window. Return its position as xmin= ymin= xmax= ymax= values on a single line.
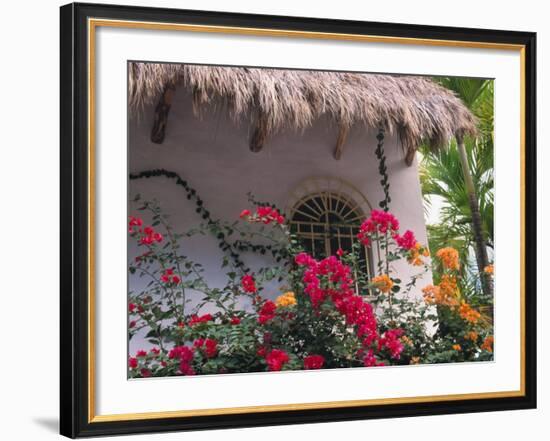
xmin=287 ymin=178 xmax=374 ymax=287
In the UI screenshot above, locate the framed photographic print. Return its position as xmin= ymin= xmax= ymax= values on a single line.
xmin=60 ymin=2 xmax=537 ymax=438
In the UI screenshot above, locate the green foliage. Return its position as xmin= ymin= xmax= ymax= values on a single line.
xmin=128 ymin=194 xmax=493 ymax=378
xmin=421 ymin=77 xmax=494 ymax=301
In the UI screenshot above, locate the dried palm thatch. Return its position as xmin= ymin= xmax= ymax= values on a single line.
xmin=129 ymin=62 xmax=477 ymax=164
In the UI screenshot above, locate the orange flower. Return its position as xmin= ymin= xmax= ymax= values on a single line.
xmin=481 ymin=336 xmax=494 ymax=352
xmin=422 ymin=284 xmax=441 ymax=305
xmin=407 ymin=242 xmax=428 ymax=266
xmin=484 ymin=264 xmax=494 ymax=275
xmin=423 ymin=275 xmax=460 ymax=308
xmin=436 ymin=247 xmax=460 ymax=271
xmin=275 ymin=291 xmax=297 ymax=308
xmin=459 ymin=302 xmax=481 ymax=324
xmin=464 ymin=331 xmax=478 ymax=341
xmin=401 ymin=335 xmax=413 ymax=346
xmin=439 ymin=275 xmax=460 ymax=303
xmin=410 ymin=356 xmax=420 ymax=365
xmin=372 ymin=274 xmax=394 ymax=293
xmin=452 ymin=344 xmax=462 ymax=351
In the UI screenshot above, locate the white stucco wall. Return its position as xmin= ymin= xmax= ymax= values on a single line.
xmin=128 ymin=89 xmax=433 ymax=352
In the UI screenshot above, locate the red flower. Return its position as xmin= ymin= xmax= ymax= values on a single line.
xmin=179 ymin=360 xmax=195 ymax=376
xmin=294 ymin=252 xmax=380 ymax=354
xmin=303 ymin=354 xmax=325 ymax=370
xmin=295 ymin=252 xmax=316 ymax=267
xmin=137 ymin=224 xmax=163 ymax=245
xmin=167 ymin=346 xmax=196 ymax=376
xmin=161 ymin=268 xmax=180 ymax=284
xmin=204 ymin=339 xmax=218 ymax=358
xmin=241 ymin=274 xmax=257 ymax=294
xmin=188 ymin=314 xmax=213 ymax=326
xmin=168 ymin=345 xmax=194 ymax=361
xmin=257 ymin=346 xmax=267 ymax=357
xmin=129 ymin=216 xmax=143 ymax=227
xmin=357 ymin=210 xmax=400 ymax=246
xmin=240 ymin=206 xmax=285 ymax=225
xmin=129 ymin=320 xmax=136 ymax=328
xmin=265 ymin=349 xmax=290 ymax=371
xmin=230 ymin=316 xmax=241 ymax=325
xmin=129 ymin=303 xmax=136 ymax=313
xmin=336 ymin=248 xmax=345 ymax=257
xmin=128 ymin=216 xmax=143 ymax=233
xmin=150 ymin=348 xmax=160 ymax=356
xmin=379 ymin=329 xmax=405 ymax=359
xmin=394 ymin=230 xmax=417 ymax=251
xmin=128 ymin=357 xmax=138 ymax=369
xmin=362 ymin=349 xmax=379 ymax=367
xmin=193 ymin=338 xmax=205 ymax=348
xmin=136 ymin=350 xmax=147 ymax=357
xmin=177 ymin=321 xmax=185 ymax=328
xmin=258 ymin=300 xmax=277 ymax=324
xmin=140 ymin=368 xmax=152 ymax=378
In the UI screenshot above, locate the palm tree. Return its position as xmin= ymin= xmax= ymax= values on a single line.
xmin=422 ymin=78 xmax=493 ymax=296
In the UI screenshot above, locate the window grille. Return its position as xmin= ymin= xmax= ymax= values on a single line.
xmin=289 ymin=190 xmax=374 ymax=292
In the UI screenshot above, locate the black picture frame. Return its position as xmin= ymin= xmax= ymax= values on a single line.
xmin=60 ymin=2 xmax=537 ymax=438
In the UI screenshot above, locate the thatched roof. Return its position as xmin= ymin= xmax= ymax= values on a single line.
xmin=129 ymin=62 xmax=477 ymax=163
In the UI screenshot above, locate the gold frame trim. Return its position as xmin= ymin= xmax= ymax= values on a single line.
xmin=87 ymin=18 xmax=527 ymax=423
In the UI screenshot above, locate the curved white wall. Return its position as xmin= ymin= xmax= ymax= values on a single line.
xmin=128 ymin=88 xmax=433 ymax=351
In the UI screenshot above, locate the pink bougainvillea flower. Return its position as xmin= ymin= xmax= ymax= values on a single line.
xmin=193 ymin=339 xmax=217 ymax=359
xmin=241 ymin=274 xmax=257 ymax=294
xmin=265 ymin=349 xmax=290 ymax=371
xmin=140 ymin=368 xmax=152 ymax=378
xmin=161 ymin=268 xmax=181 ymax=285
xmin=378 ymin=329 xmax=405 ymax=359
xmin=240 ymin=206 xmax=285 ymax=225
xmin=204 ymin=338 xmax=218 ymax=358
xmin=357 ymin=210 xmax=400 ymax=246
xmin=303 ymin=354 xmax=325 ymax=370
xmin=128 ymin=357 xmax=138 ymax=369
xmin=188 ymin=314 xmax=213 ymax=326
xmin=136 ymin=350 xmax=147 ymax=358
xmin=136 ymin=224 xmax=163 ymax=245
xmin=258 ymin=300 xmax=277 ymax=324
xmin=230 ymin=316 xmax=241 ymax=325
xmin=129 ymin=216 xmax=143 ymax=227
xmin=128 ymin=216 xmax=143 ymax=233
xmin=129 ymin=303 xmax=136 ymax=313
xmin=394 ymin=230 xmax=417 ymax=251
xmin=293 ymin=251 xmax=380 ymax=355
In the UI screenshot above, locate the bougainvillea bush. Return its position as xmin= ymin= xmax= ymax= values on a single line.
xmin=128 ymin=198 xmax=494 ymax=378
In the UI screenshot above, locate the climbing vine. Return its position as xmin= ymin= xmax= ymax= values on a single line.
xmin=375 ymin=128 xmax=391 ymax=212
xmin=129 ymin=169 xmax=288 ymax=273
